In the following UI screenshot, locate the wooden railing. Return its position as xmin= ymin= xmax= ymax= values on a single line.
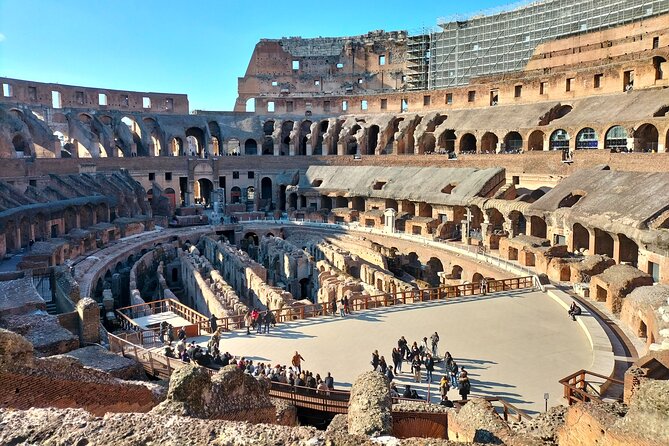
xmin=268 ymin=381 xmax=350 ymax=414
xmin=212 ymin=276 xmax=536 ymax=334
xmin=559 ymin=369 xmax=624 ymax=405
xmin=116 ymin=298 xmax=211 ymax=337
xmin=108 ymin=331 xmax=187 ymax=380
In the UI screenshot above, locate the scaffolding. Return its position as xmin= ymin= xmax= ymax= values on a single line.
xmin=406 ymin=31 xmax=432 ymax=91
xmin=420 ymin=0 xmax=669 ymax=89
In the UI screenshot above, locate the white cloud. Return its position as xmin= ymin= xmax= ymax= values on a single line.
xmin=0 ymin=33 xmax=6 ymax=42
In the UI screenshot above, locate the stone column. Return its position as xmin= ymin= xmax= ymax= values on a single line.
xmin=76 ymin=297 xmax=100 ymax=344
xmin=384 ymin=208 xmax=397 ymax=233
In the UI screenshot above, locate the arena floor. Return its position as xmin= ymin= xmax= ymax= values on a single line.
xmin=198 ymin=289 xmax=593 ymax=414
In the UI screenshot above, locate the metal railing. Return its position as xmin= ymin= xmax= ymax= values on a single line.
xmin=559 ymin=369 xmax=624 ymax=405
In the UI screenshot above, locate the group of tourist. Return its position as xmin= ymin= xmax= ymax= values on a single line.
xmin=243 ymin=308 xmax=276 ymax=335
xmin=331 ymin=294 xmax=352 ymax=317
xmin=371 ymin=331 xmax=472 ymax=404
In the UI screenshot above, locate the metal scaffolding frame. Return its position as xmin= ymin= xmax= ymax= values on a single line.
xmin=412 ymin=0 xmax=669 ymax=90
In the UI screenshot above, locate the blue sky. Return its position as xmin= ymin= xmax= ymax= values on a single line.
xmin=0 ymin=0 xmax=518 ymax=111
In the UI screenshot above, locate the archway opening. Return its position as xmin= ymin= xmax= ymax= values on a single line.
xmin=503 ymin=131 xmax=522 ymax=153
xmin=527 ymin=130 xmax=545 ymax=151
xmin=572 ymin=223 xmax=590 ymax=252
xmin=280 ymin=121 xmax=294 ymax=155
xmin=481 ymin=132 xmax=498 ymax=154
xmin=196 ymin=178 xmax=214 ymax=206
xmin=605 ymin=126 xmax=628 ymax=152
xmin=634 ymin=123 xmax=659 ymax=152
xmin=576 ymin=127 xmax=598 ymax=150
xmin=549 ymin=129 xmax=569 ymax=151
xmin=594 ymin=228 xmax=614 ymax=258
xmin=186 ymin=127 xmax=206 ymax=157
xmin=244 ymin=139 xmax=258 ymax=155
xmin=618 ymin=233 xmax=638 ymax=267
xmin=230 ymin=186 xmax=242 ymax=204
xmin=459 ymin=133 xmax=476 ymax=153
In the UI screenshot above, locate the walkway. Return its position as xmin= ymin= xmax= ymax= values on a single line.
xmin=194 ymin=289 xmax=592 ymax=414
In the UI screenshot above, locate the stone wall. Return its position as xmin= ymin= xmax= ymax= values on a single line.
xmin=202 ymin=237 xmax=298 ymax=311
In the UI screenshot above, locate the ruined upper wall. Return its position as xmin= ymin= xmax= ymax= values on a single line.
xmin=0 ymin=78 xmax=189 ymax=114
xmin=236 ymin=31 xmax=407 ymax=112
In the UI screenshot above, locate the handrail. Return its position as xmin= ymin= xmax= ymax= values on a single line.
xmin=196 ymin=275 xmax=535 ymax=334
xmin=559 ymin=369 xmax=624 ymax=405
xmin=116 ymin=298 xmax=211 ymax=335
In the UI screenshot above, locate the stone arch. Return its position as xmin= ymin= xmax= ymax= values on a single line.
xmin=230 ymin=186 xmax=242 ymax=204
xmin=314 ymin=120 xmax=328 ymax=155
xmin=472 ymin=272 xmax=484 ymax=283
xmin=633 ymin=123 xmax=659 ymax=152
xmin=80 ymin=204 xmax=94 ymax=228
xmin=63 ymin=207 xmax=78 ymax=233
xmin=549 ymin=129 xmax=569 ymax=151
xmin=280 ymin=121 xmax=294 ymax=156
xmin=450 ymin=265 xmax=463 ymax=280
xmin=617 ymin=233 xmax=639 ymax=266
xmin=195 ymin=178 xmax=214 ymax=205
xmin=503 ymin=131 xmax=522 ymax=152
xmin=487 ymin=208 xmax=505 ymax=232
xmin=288 ymin=192 xmax=297 ymax=209
xmin=11 ymin=133 xmax=31 ymax=157
xmin=508 ymin=210 xmax=527 ymax=235
xmin=593 ymin=228 xmax=614 ymax=258
xmin=262 ymin=137 xmax=274 ymax=155
xmin=437 ymin=129 xmax=456 ymax=153
xmin=96 ymin=203 xmax=109 ymax=223
xmin=459 ymin=133 xmax=476 ymax=153
xmin=572 ymin=223 xmax=590 ymax=252
xmin=263 ymin=120 xmax=275 ymax=136
xmin=653 ymin=55 xmax=666 ymax=81
xmin=185 ymin=127 xmax=206 ymax=157
xmin=425 ymin=257 xmax=443 ymax=287
xmin=605 ymin=125 xmax=628 ymax=152
xmin=576 ymin=127 xmax=598 ymax=150
xmin=170 ymin=137 xmax=184 ymax=156
xmin=480 ymin=132 xmax=498 ymax=153
xmin=298 ymin=120 xmax=311 ymax=155
xmin=530 ymin=216 xmax=547 ymax=239
xmin=19 ymin=216 xmax=31 ymax=247
xmin=527 ymin=130 xmax=545 ymax=151
xmin=261 ymin=177 xmax=272 ymax=201
xmin=367 ymin=125 xmax=380 ymax=154
xmin=244 ymin=139 xmax=258 ymax=155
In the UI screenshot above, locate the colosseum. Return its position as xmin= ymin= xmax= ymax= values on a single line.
xmin=0 ymin=0 xmax=668 ymax=444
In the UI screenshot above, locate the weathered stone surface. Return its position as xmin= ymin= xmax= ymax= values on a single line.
xmin=608 ymin=378 xmax=669 ymax=445
xmin=348 ymin=371 xmax=393 ymax=436
xmin=0 ymin=327 xmax=34 ymax=368
xmin=152 ymin=364 xmax=276 ymax=423
xmin=509 ymin=405 xmax=567 ymax=445
xmin=447 ymin=398 xmax=512 ymax=444
xmin=57 ymin=345 xmax=144 ymax=380
xmin=0 ymin=312 xmax=79 ymax=356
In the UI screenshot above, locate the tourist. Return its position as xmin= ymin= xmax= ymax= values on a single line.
xmin=371 ymin=350 xmax=380 ymax=371
xmin=390 ymin=383 xmax=400 ymax=398
xmin=264 ymin=311 xmax=274 ymax=333
xmin=409 ymin=341 xmax=420 ymax=361
xmin=385 ymin=365 xmax=394 ymax=382
xmin=439 ymin=375 xmax=450 ymax=398
xmin=402 ymin=384 xmax=413 ymax=399
xmin=209 ymin=314 xmax=218 ymax=333
xmin=392 ymin=347 xmax=403 ymax=374
xmin=256 ymin=312 xmax=263 ymax=334
xmin=292 ymin=351 xmax=305 ymax=373
xmin=164 ymin=345 xmax=175 ymax=358
xmin=420 ymin=337 xmax=429 ymax=360
xmin=316 ymin=379 xmax=329 ymax=395
xmin=379 ymin=355 xmax=388 ymax=374
xmin=398 ymin=336 xmax=408 ymax=359
xmin=158 ymin=321 xmax=167 ymax=344
xmin=166 ymin=324 xmax=175 ymax=345
xmin=177 ymin=326 xmax=187 ymax=341
xmin=331 ymin=299 xmax=337 ymax=316
xmin=430 ymin=331 xmax=440 ymax=357
xmin=458 ymin=369 xmax=471 ymax=400
xmin=176 ymin=339 xmax=186 ymax=358
xmin=568 ymin=301 xmax=582 ymax=321
xmin=344 ymin=294 xmax=351 ymax=314
xmin=325 ymin=372 xmax=334 ymax=390
xmin=412 ymin=355 xmax=422 ymax=383
xmin=339 ymin=297 xmax=346 ymax=317
xmin=244 ymin=310 xmax=253 ymax=335
xmin=424 ymin=353 xmax=435 ymax=382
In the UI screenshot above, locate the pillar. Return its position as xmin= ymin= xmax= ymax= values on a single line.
xmin=384 ymin=208 xmax=397 ymax=233
xmin=76 ymin=297 xmax=100 ymax=344
xmin=612 ymin=234 xmax=622 ymax=264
